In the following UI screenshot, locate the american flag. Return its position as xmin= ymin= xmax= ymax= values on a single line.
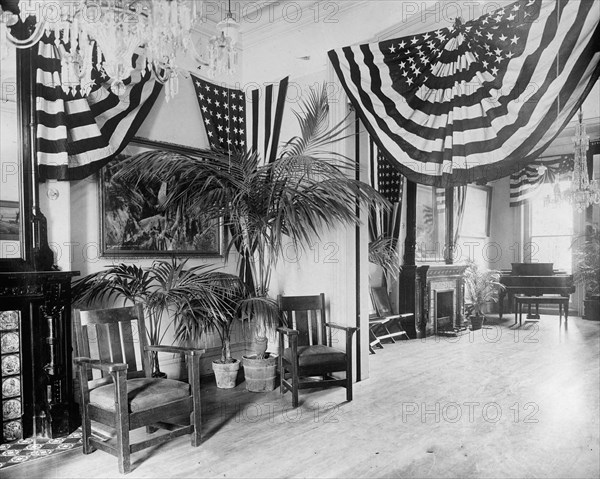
xmin=191 ymin=74 xmax=247 ymax=153
xmin=36 ymin=33 xmax=162 ymax=181
xmin=191 ymin=74 xmax=289 ymax=160
xmin=376 ymin=149 xmax=404 ymax=203
xmin=510 ymin=154 xmax=574 ymax=206
xmin=329 ymin=0 xmax=600 ymax=187
xmin=369 ymin=143 xmax=403 ymax=246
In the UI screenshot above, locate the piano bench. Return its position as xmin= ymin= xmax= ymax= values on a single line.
xmin=514 ymin=295 xmax=570 ymax=326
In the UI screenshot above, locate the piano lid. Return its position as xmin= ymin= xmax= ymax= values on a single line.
xmin=511 ymin=263 xmax=554 ymax=276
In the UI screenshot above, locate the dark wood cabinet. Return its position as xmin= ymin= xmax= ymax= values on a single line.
xmin=0 ymin=271 xmax=79 ymax=443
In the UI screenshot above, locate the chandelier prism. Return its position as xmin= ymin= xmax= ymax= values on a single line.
xmin=567 ymin=108 xmax=600 ymax=212
xmin=205 ymin=0 xmax=240 ymax=78
xmin=3 ymin=0 xmax=202 ymax=99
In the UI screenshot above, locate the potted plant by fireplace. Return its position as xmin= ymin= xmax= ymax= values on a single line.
xmin=571 ymin=223 xmax=600 ymax=320
xmin=113 ymin=84 xmax=388 ymax=391
xmin=463 ymin=261 xmax=505 ymax=330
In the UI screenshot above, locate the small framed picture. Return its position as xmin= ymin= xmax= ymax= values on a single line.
xmin=0 ymin=200 xmax=20 ymax=241
xmin=99 ymin=138 xmax=223 ymax=257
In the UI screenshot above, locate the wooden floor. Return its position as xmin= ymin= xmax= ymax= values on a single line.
xmin=5 ymin=314 xmax=599 ymax=478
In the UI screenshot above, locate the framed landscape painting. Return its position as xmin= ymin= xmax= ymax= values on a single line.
xmin=99 ymin=139 xmax=223 ymax=257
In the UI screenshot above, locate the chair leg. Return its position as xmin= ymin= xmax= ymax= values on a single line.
xmin=114 ymin=373 xmax=131 ymax=474
xmin=76 ymin=367 xmax=95 ymax=455
xmin=279 ymin=355 xmax=284 ymax=394
xmin=291 ymin=363 xmax=299 ymax=408
xmin=189 ymin=354 xmax=202 ymax=447
xmin=346 ymin=361 xmax=353 ymax=403
xmin=81 ymin=407 xmax=95 ymax=455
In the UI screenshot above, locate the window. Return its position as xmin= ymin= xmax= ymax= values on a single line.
xmin=530 ymin=179 xmax=574 ymax=272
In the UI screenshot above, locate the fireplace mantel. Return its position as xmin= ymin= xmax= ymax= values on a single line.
xmin=399 ymin=263 xmax=467 ymax=338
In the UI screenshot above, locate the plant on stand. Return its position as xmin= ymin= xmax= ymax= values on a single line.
xmin=463 ymin=260 xmax=505 ymax=331
xmin=72 ymin=259 xmax=235 ymax=378
xmin=114 ymin=84 xmax=388 ymax=391
xmin=571 ymin=223 xmax=600 ymax=320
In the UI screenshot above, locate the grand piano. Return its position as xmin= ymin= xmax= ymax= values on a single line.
xmin=499 ymin=263 xmax=575 ymax=319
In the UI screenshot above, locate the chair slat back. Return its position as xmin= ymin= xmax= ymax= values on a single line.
xmin=73 ymin=304 xmax=150 ymax=390
xmin=371 ymin=287 xmax=393 ymax=317
xmin=278 ymin=294 xmax=327 ymax=347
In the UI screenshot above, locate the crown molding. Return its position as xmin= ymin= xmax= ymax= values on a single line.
xmin=242 ymin=1 xmax=369 ymax=49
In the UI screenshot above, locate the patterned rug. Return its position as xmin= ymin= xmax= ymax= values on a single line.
xmin=0 ymin=428 xmax=83 ymax=469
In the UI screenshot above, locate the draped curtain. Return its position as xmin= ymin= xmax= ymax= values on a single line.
xmin=454 ymin=186 xmax=467 ymax=246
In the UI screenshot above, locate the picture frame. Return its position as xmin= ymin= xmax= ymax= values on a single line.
xmin=460 ymin=185 xmax=492 ymax=238
xmin=0 ymin=200 xmax=20 ymax=241
xmin=99 ymin=138 xmax=223 ymax=257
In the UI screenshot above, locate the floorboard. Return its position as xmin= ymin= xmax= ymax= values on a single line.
xmin=3 ymin=314 xmax=599 ymax=478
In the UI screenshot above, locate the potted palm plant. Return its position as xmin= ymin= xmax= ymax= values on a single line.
xmin=571 ymin=223 xmax=600 ymax=320
xmin=113 ymin=84 xmax=388 ymax=391
xmin=177 ymin=274 xmax=249 ymax=388
xmin=463 ymin=261 xmax=505 ymax=330
xmin=72 ymin=258 xmax=236 ymax=378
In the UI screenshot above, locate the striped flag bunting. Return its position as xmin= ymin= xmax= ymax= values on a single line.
xmin=328 ymin=0 xmax=600 ymax=187
xmin=36 ymin=33 xmax=163 ymax=181
xmin=191 ymin=75 xmax=289 ymax=163
xmin=509 ymin=154 xmax=573 ymax=206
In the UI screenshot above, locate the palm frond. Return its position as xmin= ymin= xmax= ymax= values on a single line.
xmin=281 ymin=83 xmax=352 ymax=159
xmin=109 ymin=82 xmax=390 ymax=338
xmin=369 ymin=235 xmax=400 ymax=279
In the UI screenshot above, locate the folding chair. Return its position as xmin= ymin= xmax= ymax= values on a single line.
xmin=370 ymin=286 xmax=412 ymax=343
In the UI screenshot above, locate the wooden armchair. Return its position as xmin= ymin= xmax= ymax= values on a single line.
xmin=277 ymin=294 xmax=357 ymax=408
xmin=72 ymin=304 xmax=204 ymax=474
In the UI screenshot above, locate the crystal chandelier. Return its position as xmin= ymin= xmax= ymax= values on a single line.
xmin=566 ymin=108 xmax=600 ymax=212
xmin=205 ymin=0 xmax=240 ymax=78
xmin=2 ymin=1 xmax=202 ymax=100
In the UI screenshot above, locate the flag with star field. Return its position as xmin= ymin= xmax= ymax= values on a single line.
xmin=191 ymin=74 xmax=247 ymax=152
xmin=328 ymin=0 xmax=600 ymax=187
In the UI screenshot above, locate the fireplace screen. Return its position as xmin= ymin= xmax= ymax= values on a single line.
xmin=435 ymin=290 xmax=455 ymax=333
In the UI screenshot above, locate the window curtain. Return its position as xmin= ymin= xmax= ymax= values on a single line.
xmin=509 ymin=155 xmax=574 ymax=207
xmin=35 ymin=32 xmax=163 ymax=181
xmin=454 ymin=186 xmax=467 ymax=245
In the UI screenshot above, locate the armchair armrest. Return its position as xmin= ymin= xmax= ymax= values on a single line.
xmin=277 ymin=326 xmax=299 ymax=336
xmin=145 ymin=345 xmax=205 ymax=357
xmin=73 ymin=357 xmax=128 ymax=373
xmin=325 ymin=323 xmax=358 ymax=334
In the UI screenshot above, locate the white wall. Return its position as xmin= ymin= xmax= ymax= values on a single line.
xmin=39 ymin=1 xmax=600 ymax=377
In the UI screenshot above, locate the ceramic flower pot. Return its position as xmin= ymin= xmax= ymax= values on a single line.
xmin=470 ymin=314 xmax=485 ymax=331
xmin=212 ymin=359 xmax=240 ymax=389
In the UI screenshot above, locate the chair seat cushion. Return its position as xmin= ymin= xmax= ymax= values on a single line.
xmin=90 ymin=378 xmax=190 ymax=413
xmin=283 ymin=345 xmax=347 ymax=370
